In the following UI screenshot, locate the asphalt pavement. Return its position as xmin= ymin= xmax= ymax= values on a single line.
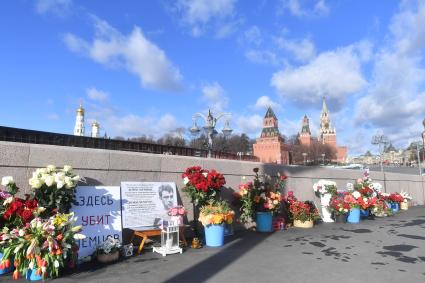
xmin=3 ymin=206 xmax=425 ymax=283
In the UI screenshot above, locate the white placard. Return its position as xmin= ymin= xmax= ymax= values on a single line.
xmin=121 ymin=182 xmax=177 ymax=228
xmin=71 ymin=186 xmax=122 ymax=259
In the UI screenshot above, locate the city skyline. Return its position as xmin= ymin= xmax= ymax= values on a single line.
xmin=1 ymin=1 xmax=425 ymax=157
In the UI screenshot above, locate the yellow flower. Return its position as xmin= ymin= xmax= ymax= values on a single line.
xmin=213 ymin=214 xmax=223 ymax=224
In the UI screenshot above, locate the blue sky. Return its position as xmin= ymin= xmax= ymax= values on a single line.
xmin=1 ymin=0 xmax=425 ymax=156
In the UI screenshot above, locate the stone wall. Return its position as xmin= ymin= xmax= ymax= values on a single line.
xmin=1 ymin=141 xmax=424 ymax=224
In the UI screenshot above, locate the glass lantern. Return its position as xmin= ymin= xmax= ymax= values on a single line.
xmin=153 ymin=223 xmax=183 ymax=256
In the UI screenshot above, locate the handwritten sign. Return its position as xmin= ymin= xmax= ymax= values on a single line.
xmin=71 ymin=186 xmax=122 ymax=259
xmin=121 ymin=182 xmax=177 ymax=228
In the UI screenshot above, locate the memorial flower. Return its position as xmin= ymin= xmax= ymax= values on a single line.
xmin=181 ymin=166 xmax=226 ymax=206
xmin=313 ymin=180 xmax=337 ymax=196
xmin=329 ymin=194 xmax=350 ymax=215
xmin=29 ymin=165 xmax=81 ymax=215
xmin=288 ymin=200 xmax=320 ymax=223
xmin=233 ymin=169 xmax=285 ymax=223
xmin=198 ymin=200 xmax=234 ymax=226
xmin=96 ymin=237 xmax=121 ymax=255
xmin=0 ymin=213 xmax=84 ymax=279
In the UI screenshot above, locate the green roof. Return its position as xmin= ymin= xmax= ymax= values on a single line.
xmin=264 ymin=107 xmax=277 ymax=119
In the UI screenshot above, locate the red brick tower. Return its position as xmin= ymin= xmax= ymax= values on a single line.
xmin=253 ymin=107 xmax=289 ymax=164
xmin=299 ymin=115 xmax=312 ymax=146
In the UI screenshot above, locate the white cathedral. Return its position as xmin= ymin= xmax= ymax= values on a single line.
xmin=73 ymin=104 xmax=101 ymax=138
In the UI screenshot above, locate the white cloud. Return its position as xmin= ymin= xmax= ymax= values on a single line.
xmin=236 ymin=114 xmax=263 ymax=135
xmin=202 ymin=82 xmax=228 ymax=112
xmin=271 ymin=44 xmax=367 ymax=110
xmin=274 ymin=36 xmax=316 ymax=62
xmin=63 ymin=17 xmax=183 ymax=92
xmin=86 ymin=87 xmax=108 ymax=102
xmin=35 ymin=0 xmax=72 ymax=15
xmin=279 ymin=0 xmax=329 ymax=17
xmin=245 ymin=50 xmax=281 ymax=66
xmin=244 ymin=26 xmax=262 ymax=46
xmin=354 ymin=1 xmax=425 ymax=146
xmin=103 ymin=113 xmax=181 ymax=138
xmin=174 ymin=0 xmax=238 ymax=37
xmin=253 ymin=96 xmax=280 ymax=110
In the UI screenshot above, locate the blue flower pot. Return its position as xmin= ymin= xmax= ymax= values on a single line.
xmin=360 ymin=209 xmax=370 ymax=218
xmin=0 ymin=252 xmax=14 ymax=275
xmin=256 ymin=212 xmax=273 ymax=232
xmin=204 ymin=223 xmax=225 ymax=247
xmin=25 ymin=268 xmax=42 ymax=281
xmin=392 ymin=203 xmax=399 ymax=213
xmin=347 ymin=208 xmax=360 ymax=223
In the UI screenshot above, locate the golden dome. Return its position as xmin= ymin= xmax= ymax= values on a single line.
xmin=91 ymin=121 xmax=99 ymax=127
xmin=76 ymin=104 xmax=84 ymax=115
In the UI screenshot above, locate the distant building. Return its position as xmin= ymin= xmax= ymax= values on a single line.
xmin=298 ymin=115 xmax=312 ymax=147
xmin=74 ymin=104 xmax=85 ymax=136
xmin=317 ymin=98 xmax=347 ymax=163
xmin=253 ymin=107 xmax=290 ymax=164
xmin=91 ymin=121 xmax=100 ymax=138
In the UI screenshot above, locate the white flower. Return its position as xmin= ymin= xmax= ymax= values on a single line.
xmin=3 ymin=196 xmax=13 ymax=206
xmin=352 ymin=191 xmax=361 ymax=199
xmin=346 ymin=183 xmax=354 ymax=191
xmin=64 ymin=176 xmax=73 ymax=188
xmin=18 ymin=229 xmax=25 ymax=237
xmin=71 ymin=225 xmax=82 ymax=232
xmin=57 ymin=181 xmax=65 ymax=189
xmin=47 ymin=165 xmax=56 ymax=172
xmin=14 ymin=244 xmax=23 ymax=254
xmin=63 ymin=165 xmax=73 ymax=172
xmin=202 ymin=172 xmax=208 ymax=177
xmin=72 ymin=175 xmax=80 ymax=182
xmin=183 ymin=177 xmax=190 ymax=185
xmin=28 ymin=261 xmax=34 ymax=269
xmin=73 ymin=233 xmax=86 ymax=240
xmin=45 ymin=175 xmax=55 ymax=187
xmin=41 ymin=266 xmax=46 ymax=273
xmin=29 ymin=178 xmax=43 ymax=189
xmin=363 ymin=197 xmax=368 ymax=202
xmin=1 ymin=176 xmax=14 ymax=186
xmin=54 ymin=260 xmax=59 ymax=268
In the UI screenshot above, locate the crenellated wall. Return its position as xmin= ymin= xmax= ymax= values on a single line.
xmin=1 ymin=141 xmax=424 ymax=224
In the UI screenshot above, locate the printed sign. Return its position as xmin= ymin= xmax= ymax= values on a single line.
xmin=71 ymin=186 xmax=122 ymax=259
xmin=121 ymin=182 xmax=177 ymax=228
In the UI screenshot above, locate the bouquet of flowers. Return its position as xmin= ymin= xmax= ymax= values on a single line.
xmin=29 ymin=165 xmax=81 ymax=215
xmin=0 ymin=177 xmax=45 ymax=229
xmin=0 ymin=213 xmax=84 ymax=280
xmin=389 ymin=193 xmax=404 ymax=203
xmin=198 ymin=200 xmax=235 ymax=226
xmin=372 ymin=199 xmax=393 ymax=217
xmin=400 ymin=191 xmax=412 ymax=203
xmin=96 ymin=237 xmax=121 ymax=255
xmin=329 ymin=195 xmax=350 ymax=215
xmin=233 ymin=169 xmax=285 ymax=223
xmin=168 ymin=205 xmax=186 ymax=226
xmin=181 ymin=166 xmax=225 ymax=206
xmin=313 ymin=180 xmax=337 ymax=196
xmin=288 ymin=200 xmax=320 ymax=223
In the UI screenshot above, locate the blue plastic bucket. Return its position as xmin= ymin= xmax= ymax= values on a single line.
xmin=392 ymin=203 xmax=399 ymax=213
xmin=204 ymin=223 xmax=225 ymax=247
xmin=25 ymin=268 xmax=42 ymax=281
xmin=256 ymin=212 xmax=273 ymax=232
xmin=0 ymin=253 xmax=14 ymax=275
xmin=360 ymin=209 xmax=369 ymax=218
xmin=347 ymin=208 xmax=360 ymax=223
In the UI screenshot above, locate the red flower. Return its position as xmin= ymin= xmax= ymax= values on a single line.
xmin=25 ymin=199 xmax=38 ymax=210
xmin=21 ymin=209 xmax=34 ymax=224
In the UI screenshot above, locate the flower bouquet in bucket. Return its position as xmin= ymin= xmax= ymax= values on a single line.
xmin=198 ymin=200 xmax=234 ymax=247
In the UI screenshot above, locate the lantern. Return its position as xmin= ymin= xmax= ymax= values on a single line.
xmin=153 ymin=223 xmax=182 ymax=256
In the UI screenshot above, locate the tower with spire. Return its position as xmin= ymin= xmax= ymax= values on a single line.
xmin=74 ymin=104 xmax=85 ymax=136
xmin=318 ymin=97 xmax=337 ymax=147
xmin=298 ymin=115 xmax=312 ymax=146
xmin=253 ymin=106 xmax=289 ymax=164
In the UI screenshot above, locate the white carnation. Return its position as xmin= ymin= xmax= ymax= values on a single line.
xmin=1 ymin=176 xmax=14 ymax=186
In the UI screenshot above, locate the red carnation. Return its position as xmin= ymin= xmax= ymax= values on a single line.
xmin=21 ymin=209 xmax=34 ymax=224
xmin=25 ymin=199 xmax=38 ymax=210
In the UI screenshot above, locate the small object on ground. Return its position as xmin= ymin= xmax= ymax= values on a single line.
xmin=191 ymin=237 xmax=202 ymax=249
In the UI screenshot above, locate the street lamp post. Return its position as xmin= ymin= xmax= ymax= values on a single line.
xmin=190 ymin=109 xmax=232 ymax=158
xmin=415 ymin=142 xmax=422 ymax=176
xmin=371 ymin=134 xmax=389 ymax=172
xmin=321 ymin=153 xmax=325 ymax=166
xmin=302 ymin=152 xmax=307 ymax=166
